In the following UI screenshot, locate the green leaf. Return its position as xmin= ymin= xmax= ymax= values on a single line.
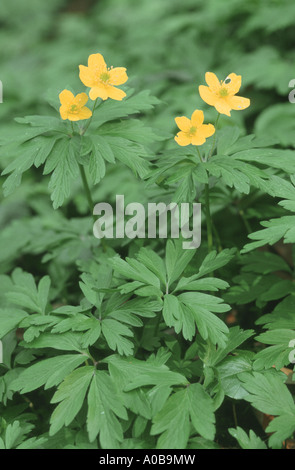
xmin=11 ymin=354 xmax=87 ymax=393
xmin=240 ymin=370 xmax=295 ymax=416
xmin=151 ymin=384 xmax=215 ymax=449
xmin=229 ymin=427 xmax=267 ymax=449
xmin=102 ymin=318 xmax=134 ymax=356
xmin=178 ymin=292 xmax=230 ymax=347
xmin=46 ymin=138 xmax=79 ymax=209
xmin=0 ymin=309 xmax=28 ymax=338
xmin=242 ymin=216 xmax=295 ymax=252
xmin=254 ymin=329 xmax=295 ymax=370
xmin=87 ymin=370 xmax=127 ymax=446
xmin=50 ymin=367 xmax=93 ymax=435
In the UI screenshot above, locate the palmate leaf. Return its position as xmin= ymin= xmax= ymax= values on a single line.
xmin=240 ymin=251 xmax=292 ymax=275
xmin=48 ymin=365 xmax=128 ymax=447
xmin=253 ymin=330 xmax=295 ymax=371
xmin=239 ymin=370 xmax=295 ymax=447
xmin=178 ymin=292 xmax=230 ymax=347
xmin=21 ymin=332 xmax=84 ymax=353
xmin=0 ymin=420 xmax=41 ymax=450
xmin=104 ymin=136 xmax=151 ymax=178
xmin=111 ymin=255 xmax=161 ymax=289
xmin=165 ymin=240 xmax=196 ymax=288
xmin=200 ymin=326 xmax=254 ymax=367
xmin=50 ymin=367 xmax=93 ymax=436
xmin=151 ymin=384 xmax=215 ymax=449
xmin=5 ymin=269 xmax=51 ymax=315
xmin=106 ymin=355 xmax=187 ymax=391
xmin=83 ymin=133 xmax=151 ymax=183
xmin=92 ymin=89 xmax=160 ymax=128
xmin=242 ymin=215 xmax=295 ymax=252
xmin=101 ymin=318 xmax=134 ymax=356
xmin=98 ymin=119 xmax=164 ymax=144
xmin=11 ymin=354 xmax=87 ymax=393
xmin=112 ymin=244 xmax=230 ymax=345
xmin=225 ymin=272 xmax=294 ymax=307
xmin=266 ymin=414 xmax=295 ymax=448
xmin=87 ymin=370 xmax=127 ymax=446
xmin=44 ymin=137 xmax=80 ymax=209
xmin=1 ymin=136 xmax=60 ymax=196
xmin=0 ymin=309 xmax=28 ymax=339
xmin=51 ymin=315 xmax=102 ymax=349
xmin=205 ymin=156 xmax=270 ymax=195
xmin=217 ymin=355 xmax=252 ymax=400
xmin=256 ymin=295 xmax=295 ymax=330
xmin=229 ymin=427 xmax=267 ymax=449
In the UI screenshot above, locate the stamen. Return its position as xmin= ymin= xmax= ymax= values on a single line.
xmin=219 ymin=88 xmax=228 ymax=97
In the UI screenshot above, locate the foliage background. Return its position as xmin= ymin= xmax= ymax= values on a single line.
xmin=0 ymin=0 xmax=295 ymax=450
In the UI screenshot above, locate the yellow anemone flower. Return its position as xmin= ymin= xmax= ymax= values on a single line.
xmin=175 ymin=110 xmax=215 ymax=147
xmin=199 ymin=72 xmax=250 ymax=116
xmin=59 ymin=90 xmax=92 ymax=121
xmin=79 ymin=53 xmax=128 ymax=101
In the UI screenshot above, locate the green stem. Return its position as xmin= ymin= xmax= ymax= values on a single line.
xmin=239 ymin=209 xmax=252 ymax=234
xmin=79 ymin=164 xmax=95 ymax=222
xmin=196 ymin=147 xmax=203 ymax=163
xmin=81 ymin=98 xmax=98 ymax=135
xmin=207 ymin=113 xmax=220 ymax=161
xmin=205 ymin=182 xmax=213 ymax=253
xmin=212 ymin=221 xmax=222 ymax=252
xmin=154 ymin=313 xmax=162 ymax=337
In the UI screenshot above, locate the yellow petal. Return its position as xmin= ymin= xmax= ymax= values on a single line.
xmin=175 ymin=132 xmax=191 ymax=146
xmin=191 ymin=134 xmax=206 ymax=146
xmin=109 ymin=67 xmax=128 ymax=85
xmin=223 ymin=73 xmax=241 ymax=96
xmin=226 ymin=95 xmax=250 ymax=111
xmin=74 ymin=92 xmax=89 ymax=108
xmin=59 ymin=106 xmax=68 ymax=120
xmin=88 ymin=53 xmax=107 ymax=71
xmin=214 ymin=98 xmax=232 ymax=116
xmin=191 ymin=110 xmax=204 ymax=127
xmin=79 ymin=65 xmax=96 ymax=87
xmin=59 ymin=89 xmax=74 ymax=106
xmin=199 ymin=86 xmax=217 ymax=106
xmin=175 ymin=116 xmax=191 ymax=132
xmin=105 ymin=85 xmax=126 ymax=101
xmin=205 ymin=72 xmax=221 ymax=93
xmin=77 ymin=106 xmax=93 ymax=120
xmin=89 ymin=86 xmax=109 ymax=101
xmin=67 ymin=114 xmax=83 ymax=122
xmin=201 ymin=123 xmax=215 ymax=138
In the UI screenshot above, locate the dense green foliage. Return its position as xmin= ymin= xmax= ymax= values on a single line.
xmin=0 ymin=0 xmax=294 ymax=450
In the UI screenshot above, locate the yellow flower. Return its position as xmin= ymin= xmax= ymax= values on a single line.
xmin=59 ymin=90 xmax=92 ymax=121
xmin=175 ymin=110 xmax=215 ymax=147
xmin=79 ymin=53 xmax=128 ymax=101
xmin=199 ymin=72 xmax=250 ymax=116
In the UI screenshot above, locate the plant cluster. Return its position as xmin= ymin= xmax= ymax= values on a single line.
xmin=0 ymin=0 xmax=294 ymax=450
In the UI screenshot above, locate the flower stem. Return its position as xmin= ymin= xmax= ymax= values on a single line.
xmin=207 ymin=112 xmax=220 ymax=161
xmin=204 ymin=181 xmax=213 ymax=253
xmin=196 ymin=147 xmax=203 ymax=163
xmin=81 ymin=98 xmax=98 ymax=135
xmin=78 ymin=163 xmax=95 ymax=222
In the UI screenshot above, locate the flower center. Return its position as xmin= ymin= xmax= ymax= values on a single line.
xmin=219 ymin=88 xmax=228 ymax=97
xmin=188 ymin=126 xmax=196 ymax=136
xmin=70 ymin=104 xmax=78 ymax=113
xmin=100 ymin=72 xmax=110 ymax=83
